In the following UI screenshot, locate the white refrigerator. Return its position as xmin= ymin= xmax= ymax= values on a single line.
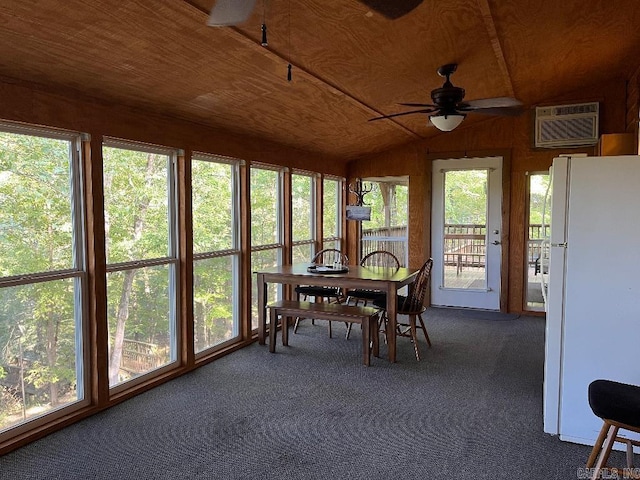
xmin=543 ymin=154 xmax=640 ymax=446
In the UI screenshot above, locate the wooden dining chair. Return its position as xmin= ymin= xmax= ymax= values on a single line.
xmin=374 ymin=258 xmax=433 ymax=361
xmin=345 ymin=250 xmax=400 ymax=339
xmin=586 ymin=379 xmax=640 ymax=479
xmin=347 ymin=250 xmax=400 ymax=306
xmin=293 ymin=248 xmax=349 ymax=337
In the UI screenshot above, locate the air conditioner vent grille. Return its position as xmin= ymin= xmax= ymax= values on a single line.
xmin=535 ymin=102 xmax=599 ymax=148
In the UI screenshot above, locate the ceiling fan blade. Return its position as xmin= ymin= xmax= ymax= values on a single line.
xmin=207 ymin=0 xmax=257 ymax=27
xmin=358 ymin=0 xmax=424 ymax=19
xmin=399 ymin=102 xmax=437 ymax=108
xmin=369 ymin=108 xmax=437 ymax=121
xmin=458 ymin=97 xmax=523 ymax=110
xmin=463 ymin=106 xmax=525 ymax=117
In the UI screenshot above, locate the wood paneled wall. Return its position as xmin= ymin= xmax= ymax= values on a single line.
xmin=627 ymin=65 xmax=640 ymax=139
xmin=348 ymin=77 xmax=630 ymax=314
xmin=0 ymin=78 xmax=347 ymax=177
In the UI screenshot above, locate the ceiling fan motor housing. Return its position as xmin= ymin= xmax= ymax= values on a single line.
xmin=431 ymin=85 xmax=465 ymax=110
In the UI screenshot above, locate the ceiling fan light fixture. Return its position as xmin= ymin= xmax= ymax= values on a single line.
xmin=430 ymin=113 xmax=465 ymax=131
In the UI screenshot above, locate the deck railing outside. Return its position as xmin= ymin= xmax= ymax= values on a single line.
xmin=362 ymin=224 xmax=549 ymax=271
xmin=361 ymin=226 xmax=408 ymax=267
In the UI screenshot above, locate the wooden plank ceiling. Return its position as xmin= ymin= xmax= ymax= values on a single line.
xmin=0 ymin=0 xmax=639 ymax=161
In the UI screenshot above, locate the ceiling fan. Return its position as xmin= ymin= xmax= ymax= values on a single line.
xmin=369 ymin=63 xmax=524 ymax=131
xmin=207 ymin=0 xmax=423 ymax=26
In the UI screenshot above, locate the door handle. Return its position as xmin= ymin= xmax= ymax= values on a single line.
xmin=492 ymin=240 xmax=501 ymax=245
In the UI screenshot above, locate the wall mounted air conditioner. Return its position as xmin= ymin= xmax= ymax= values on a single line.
xmin=534 ymin=102 xmax=599 ymax=148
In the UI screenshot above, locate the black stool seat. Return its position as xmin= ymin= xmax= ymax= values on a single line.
xmin=589 ymin=379 xmax=640 ymax=427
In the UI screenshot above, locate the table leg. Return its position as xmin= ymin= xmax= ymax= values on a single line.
xmin=387 ymin=284 xmax=397 ymax=363
xmin=257 ymin=273 xmax=266 ymax=345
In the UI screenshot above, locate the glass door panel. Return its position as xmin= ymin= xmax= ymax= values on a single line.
xmin=443 ymin=169 xmax=488 ymax=290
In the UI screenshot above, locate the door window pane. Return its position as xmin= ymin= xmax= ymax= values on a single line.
xmin=526 ymin=173 xmax=550 ymax=311
xmin=103 ymin=143 xmax=177 ymax=389
xmin=443 ymin=170 xmax=487 ymax=289
xmin=0 ymin=128 xmax=85 ymax=433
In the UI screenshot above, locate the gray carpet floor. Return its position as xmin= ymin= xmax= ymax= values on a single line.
xmin=0 ymin=307 xmax=610 ymax=479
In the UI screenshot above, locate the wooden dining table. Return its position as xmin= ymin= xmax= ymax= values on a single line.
xmin=256 ymin=263 xmax=419 ymax=363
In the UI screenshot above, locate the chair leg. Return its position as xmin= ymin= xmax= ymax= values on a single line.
xmin=587 ymin=422 xmax=611 ymax=468
xmin=328 ymin=320 xmax=332 ymax=338
xmin=345 ymin=322 xmax=352 ymax=340
xmin=590 ymin=422 xmax=619 ymax=480
xmin=409 ymin=315 xmax=421 ymax=361
xmin=417 ymin=314 xmax=432 ymax=347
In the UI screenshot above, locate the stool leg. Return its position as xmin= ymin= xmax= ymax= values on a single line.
xmin=591 ymin=423 xmax=619 ymax=480
xmin=371 ymin=316 xmax=379 ymax=358
xmin=362 ymin=319 xmax=370 ymax=366
xmin=282 ymin=315 xmax=289 ymax=346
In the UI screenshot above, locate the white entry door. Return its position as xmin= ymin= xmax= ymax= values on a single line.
xmin=431 ymin=157 xmax=502 ymax=310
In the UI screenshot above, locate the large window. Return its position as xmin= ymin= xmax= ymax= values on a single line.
xmin=360 ymin=178 xmax=408 ymax=266
xmin=291 ymin=172 xmax=316 ymax=263
xmin=0 ymin=124 xmax=87 ymax=433
xmin=322 ymin=177 xmax=342 ymax=251
xmin=191 ymin=154 xmax=241 ymax=353
xmin=250 ymin=164 xmax=284 ymax=329
xmin=103 ymin=140 xmax=178 ymax=389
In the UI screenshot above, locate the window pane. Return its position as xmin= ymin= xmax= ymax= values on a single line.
xmin=292 ymin=174 xmax=313 ymax=242
xmin=443 ymin=169 xmax=487 ymax=289
xmin=103 ymin=147 xmax=170 ymax=263
xmin=194 ymin=255 xmax=239 ymax=352
xmin=323 ymin=240 xmax=339 ymax=251
xmin=250 ymin=168 xmax=279 ymax=246
xmin=360 ymin=180 xmax=408 ymax=266
xmin=292 ymin=243 xmax=313 ymax=264
xmin=0 ymin=279 xmax=82 ymax=432
xmin=250 ymin=249 xmax=281 ymax=330
xmin=192 ymin=160 xmax=234 ymax=253
xmin=107 ymin=264 xmax=175 ymax=387
xmin=322 ymin=179 xmax=339 ymax=239
xmin=0 ymin=132 xmax=73 ymax=276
